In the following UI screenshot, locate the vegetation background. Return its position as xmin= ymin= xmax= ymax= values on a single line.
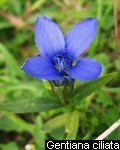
xmin=0 ymin=0 xmax=120 ymax=149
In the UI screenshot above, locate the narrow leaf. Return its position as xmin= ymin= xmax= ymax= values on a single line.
xmin=71 ymin=73 xmax=117 ymax=103
xmin=0 ymin=113 xmax=34 ymax=133
xmin=0 ymin=97 xmax=61 ymax=113
xmin=102 ymin=87 xmax=120 ymax=93
xmin=43 ymin=113 xmax=69 ymax=133
xmin=31 ymin=0 xmax=45 ymax=11
xmin=65 ymin=110 xmax=79 ymax=140
xmin=0 ymin=43 xmax=24 ymax=78
xmin=34 ymin=116 xmax=46 ymax=150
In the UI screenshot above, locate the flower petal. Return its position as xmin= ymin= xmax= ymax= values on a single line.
xmin=34 ymin=16 xmax=65 ymax=56
xmin=21 ymin=55 xmax=61 ymax=80
xmin=67 ymin=58 xmax=102 ymax=80
xmin=65 ymin=18 xmax=97 ymax=59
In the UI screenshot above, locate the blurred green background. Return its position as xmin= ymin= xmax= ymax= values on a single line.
xmin=0 ymin=0 xmax=120 ymax=149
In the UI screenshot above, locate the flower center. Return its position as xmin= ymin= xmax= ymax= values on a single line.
xmin=53 ymin=54 xmax=72 ymax=74
xmin=53 ymin=53 xmax=74 ymax=86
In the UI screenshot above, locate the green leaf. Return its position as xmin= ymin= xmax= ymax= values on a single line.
xmin=0 ymin=97 xmax=61 ymax=113
xmin=33 ymin=115 xmax=46 ymax=150
xmin=43 ymin=113 xmax=69 ymax=132
xmin=71 ymin=73 xmax=117 ymax=103
xmin=49 ymin=126 xmax=65 ymax=140
xmin=0 ymin=142 xmax=19 ymax=150
xmin=0 ymin=20 xmax=11 ymax=29
xmin=65 ymin=110 xmax=79 ymax=140
xmin=0 ymin=43 xmax=24 ymax=78
xmin=115 ymin=57 xmax=120 ymax=71
xmin=31 ymin=0 xmax=45 ymax=11
xmin=0 ymin=0 xmax=8 ymax=7
xmin=102 ymin=87 xmax=120 ymax=93
xmin=0 ymin=113 xmax=34 ymax=133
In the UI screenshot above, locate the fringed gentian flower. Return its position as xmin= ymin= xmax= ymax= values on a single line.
xmin=21 ymin=16 xmax=102 ymax=86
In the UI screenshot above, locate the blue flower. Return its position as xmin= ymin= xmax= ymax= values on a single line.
xmin=21 ymin=16 xmax=102 ymax=86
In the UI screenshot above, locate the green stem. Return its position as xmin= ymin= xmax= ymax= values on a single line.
xmin=63 ymin=80 xmax=75 ymax=102
xmin=49 ymin=81 xmax=65 ymax=105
